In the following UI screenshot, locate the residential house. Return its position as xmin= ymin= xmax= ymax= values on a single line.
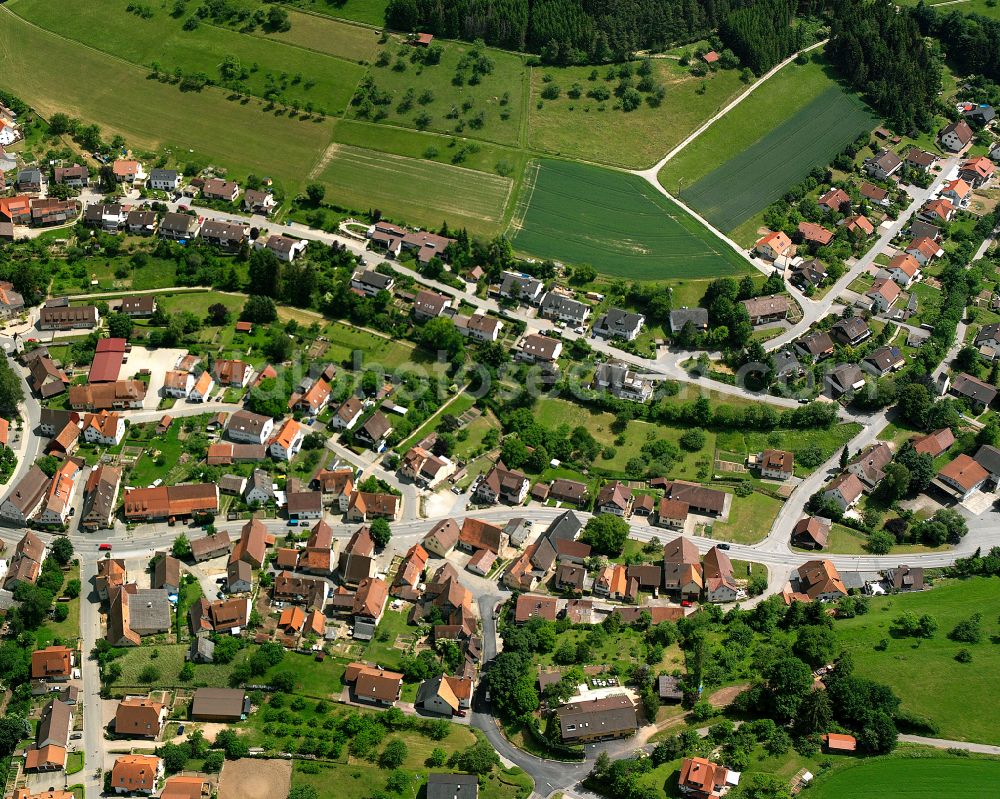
xmin=270 ymin=418 xmax=304 ymax=461
xmin=339 ymin=526 xmax=377 ymax=587
xmin=30 ymin=646 xmax=72 ymax=681
xmin=941 ymin=178 xmax=972 ymax=206
xmin=423 ymin=518 xmax=460 ymax=557
xmin=847 ymin=441 xmax=894 ymax=491
xmin=940 ymin=120 xmax=974 ymax=152
xmin=791 ymin=516 xmax=829 ymax=550
xmin=741 ymin=295 xmax=790 ymax=325
xmin=656 ymin=498 xmax=689 ymax=530
xmin=149 ymin=169 xmax=181 ymax=191
xmin=152 ymin=555 xmax=181 ymax=594
xmin=841 ymin=214 xmax=875 ymax=237
xmin=291 ymin=378 xmax=331 ymax=415
xmin=592 ymin=308 xmax=645 ymax=341
xmin=498 ymin=271 xmax=544 ymax=304
xmin=540 ymin=291 xmax=591 ymax=326
xmin=935 ymin=453 xmax=989 ymax=500
xmin=826 ymin=363 xmax=866 ymax=396
xmin=592 ymin=361 xmax=655 ymax=402
xmin=82 ymin=465 xmax=122 ymax=531
xmin=83 ymin=410 xmax=125 ymax=446
xmin=413 ymin=289 xmax=452 ymax=320
xmin=866 ymin=278 xmax=901 ymax=314
xmin=350 ymin=269 xmax=395 ymax=297
xmin=920 ymin=198 xmax=955 ymax=224
xmin=332 ymin=397 xmax=364 ymax=430
xmin=514 ymin=593 xmax=559 ymax=623
xmin=973 ymin=444 xmax=1000 ymax=486
xmin=355 ymin=411 xmax=392 ymax=451
xmin=959 ymin=155 xmax=995 ymax=188
xmin=475 ymin=462 xmax=529 ymax=505
xmin=889 ymin=252 xmax=921 ymax=288
xmin=797 ymin=221 xmax=834 ymax=246
xmin=0 ymin=468 xmax=49 ymax=526
xmin=797 ymin=560 xmax=848 ymax=601
xmin=345 ymin=663 xmax=403 ymax=706
xmin=190 ymin=531 xmax=231 ymax=562
xmin=859 ymin=182 xmax=889 ymax=205
xmin=794 ymin=330 xmax=835 ymax=360
xmin=126 ymin=209 xmax=157 ymax=235
xmin=315 ymin=468 xmax=355 ymax=511
xmin=862 ymin=346 xmax=905 ymax=377
xmin=597 ymin=481 xmax=632 ymax=516
xmin=39 ymin=304 xmax=98 ymax=330
xmin=16 ymin=168 xmax=42 ymax=193
xmin=426 ymin=774 xmax=478 ymax=799
xmin=114 ymin=698 xmax=166 ymax=739
xmin=886 ymin=564 xmax=925 ymax=592
xmin=274 ymin=571 xmax=329 ymax=611
xmin=557 ymin=695 xmax=638 ymax=743
xmin=831 ymin=317 xmax=871 ymax=346
xmin=949 ymin=372 xmax=998 ymax=412
xmin=213 ymin=359 xmax=252 ymax=387
xmin=6 ymin=531 xmax=46 ymax=590
xmin=518 ymin=333 xmax=562 ymax=363
xmin=703 ymin=546 xmax=741 ymax=603
xmin=658 ymin=480 xmax=727 ymax=516
xmin=678 ymin=757 xmax=733 ymax=799
xmin=162 ymin=371 xmax=194 ymax=399
xmin=69 ymin=380 xmax=146 ymax=411
xmin=243 ymin=188 xmax=276 ymax=215
xmin=416 ymin=674 xmax=469 ymax=716
xmin=818 ymin=187 xmax=850 ymax=213
xmin=823 ymin=472 xmax=864 ymax=510
xmin=905 ymin=237 xmax=943 ymax=267
xmin=226 ymin=562 xmax=252 ymax=594
xmin=112 ymin=160 xmax=146 ymax=184
xmin=668 ymin=307 xmax=709 ymax=335
xmin=758 ymin=449 xmax=794 ymax=481
xmin=754 ymin=231 xmax=792 ymax=261
xmin=548 ymin=479 xmax=589 ymax=507
xmin=556 ymin=562 xmax=586 ymax=592
xmin=200 ymin=219 xmax=247 ymax=249
xmin=37 ymin=459 xmax=81 ymax=525
xmin=663 ymin=536 xmax=703 ymax=601
xmin=262 ymin=234 xmax=307 ymax=262
xmin=158 ymin=212 xmax=200 ymax=240
xmin=346 ymin=490 xmax=399 ymax=523
xmin=864 ymin=149 xmax=902 ymax=180
xmin=912 ymin=427 xmax=956 ymax=458
xmin=455 ymin=313 xmax=502 ymax=342
xmin=202 ymin=178 xmax=239 ymax=202
xmin=905 ymin=148 xmax=937 ymax=172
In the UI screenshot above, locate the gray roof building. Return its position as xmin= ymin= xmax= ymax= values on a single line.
xmin=427 ymin=774 xmax=479 ymax=799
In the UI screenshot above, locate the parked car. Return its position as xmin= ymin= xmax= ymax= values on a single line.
xmin=681 ymin=600 xmax=692 ymax=608
xmin=98 ymin=543 xmax=112 ymax=551
xmin=717 ymin=543 xmax=731 ymax=550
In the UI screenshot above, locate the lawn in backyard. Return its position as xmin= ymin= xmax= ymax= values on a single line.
xmin=50 ymin=254 xmax=178 ymax=296
xmin=352 ymin=36 xmax=526 ymax=148
xmin=809 ymin=756 xmax=1000 ymax=799
xmin=706 ymin=491 xmax=783 ymax=545
xmin=527 ymin=59 xmax=746 ymax=169
xmin=834 ymin=577 xmax=1000 ymax=744
xmin=715 ymin=424 xmax=862 ymax=478
xmin=35 ymin=563 xmax=81 ymax=647
xmin=677 ymin=84 xmax=878 ymax=231
xmin=0 ymin=9 xmax=334 ymax=196
xmin=313 ymin=143 xmax=512 ymax=236
xmin=359 ymin=609 xmax=414 ymax=671
xmin=9 ymin=0 xmax=367 ymax=116
xmin=320 ymin=321 xmax=423 ymax=368
xmin=510 ymin=159 xmax=751 ymax=278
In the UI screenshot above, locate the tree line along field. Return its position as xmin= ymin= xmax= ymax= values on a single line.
xmin=7 ymin=0 xmax=373 ymax=116
xmin=834 ymin=577 xmax=1000 ymax=745
xmin=678 ymin=85 xmax=878 ymax=232
xmin=0 ymin=8 xmax=335 ymax=196
xmin=510 ymin=159 xmax=752 ymax=279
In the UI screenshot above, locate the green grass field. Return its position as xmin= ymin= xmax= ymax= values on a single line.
xmin=677 ymin=85 xmax=878 ymax=231
xmin=809 ymin=757 xmax=1000 ymax=799
xmin=264 ymin=8 xmax=380 ymax=62
xmin=285 ymin=0 xmax=390 ymax=27
xmin=510 ymin=159 xmax=751 ymax=278
xmin=835 ymin=577 xmax=1000 ymax=744
xmin=527 ymin=60 xmax=746 ymax=169
xmin=312 ymin=142 xmax=513 ymax=235
xmin=0 ymin=8 xmax=334 ymax=196
xmin=8 ymin=0 xmax=368 ymax=116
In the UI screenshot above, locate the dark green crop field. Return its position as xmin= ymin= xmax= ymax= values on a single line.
xmin=810 ymin=757 xmax=1000 ymax=799
xmin=679 ymin=85 xmax=878 ymax=231
xmin=510 ymin=159 xmax=751 ymax=279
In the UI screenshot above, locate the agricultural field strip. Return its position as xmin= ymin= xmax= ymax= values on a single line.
xmin=680 ymin=87 xmax=878 ymax=230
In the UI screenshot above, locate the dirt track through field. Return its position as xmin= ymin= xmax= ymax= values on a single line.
xmin=218 ymin=758 xmax=292 ymax=799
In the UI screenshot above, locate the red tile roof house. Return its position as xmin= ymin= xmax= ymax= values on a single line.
xmin=346 ymin=663 xmax=403 ymax=706
xmin=822 ymin=472 xmax=864 ymax=511
xmin=866 ymin=277 xmax=901 ymax=313
xmin=934 ymin=454 xmax=989 ymax=501
xmin=110 ymin=754 xmax=162 ymax=794
xmin=960 ymin=155 xmax=996 ymax=187
xmin=791 ymin=516 xmax=830 ymax=550
xmin=905 ymin=237 xmax=944 ymax=267
xmin=759 ymin=449 xmax=794 ymax=480
xmin=940 ymin=119 xmax=974 ymax=152
xmin=114 ymin=697 xmax=167 ymax=739
xmin=797 ymin=221 xmax=834 ymax=246
xmin=678 ymin=756 xmax=734 ymax=799
xmin=754 ymin=230 xmax=792 ymax=261
xmin=202 ymin=177 xmax=240 ymax=202
xmin=818 ymin=187 xmax=850 ymax=214
xmin=912 ymin=427 xmax=955 ymax=457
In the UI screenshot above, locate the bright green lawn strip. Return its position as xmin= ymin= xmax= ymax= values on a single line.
xmin=659 ymin=53 xmax=843 ymax=192
xmin=679 ymin=86 xmax=878 ymax=231
xmin=10 ymin=0 xmax=365 ymax=115
xmin=0 ymin=10 xmax=334 ymax=197
xmin=527 ymin=59 xmax=746 ymax=169
xmin=150 ymin=292 xmax=247 ymax=321
xmin=715 ymin=424 xmax=862 ymax=478
xmin=36 ymin=562 xmax=81 ymax=647
xmin=313 ymin=143 xmax=512 ymax=236
xmin=354 ymin=36 xmax=526 ymax=148
xmin=396 ymin=391 xmax=476 ymax=453
xmin=360 ymin=609 xmax=413 ymax=671
xmin=809 ymin=756 xmax=1000 ymax=799
xmin=794 ymin=523 xmax=949 ymax=556
xmin=707 ymin=492 xmax=782 ymax=545
xmin=511 ymin=158 xmax=751 ymax=278
xmin=260 ymin=8 xmax=380 ymax=62
xmin=835 ymin=577 xmax=1000 ymax=744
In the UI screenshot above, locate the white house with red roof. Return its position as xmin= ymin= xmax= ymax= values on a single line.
xmin=754 ymin=231 xmax=792 ymax=261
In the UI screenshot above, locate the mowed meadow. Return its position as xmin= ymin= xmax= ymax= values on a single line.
xmin=510 ymin=159 xmax=751 ymax=279
xmin=0 ymin=8 xmax=334 ymax=195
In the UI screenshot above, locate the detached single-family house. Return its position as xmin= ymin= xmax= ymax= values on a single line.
xmin=905 ymin=237 xmax=943 ymax=267
xmin=862 ymin=345 xmax=905 ymax=377
xmin=818 ymin=188 xmax=850 ymax=214
xmin=540 ymin=291 xmax=591 ymax=326
xmin=940 ymin=120 xmax=974 ymax=152
xmin=759 ymin=449 xmax=794 ymax=480
xmin=949 ymin=372 xmax=998 ymax=412
xmin=940 ymin=178 xmax=972 ymax=206
xmin=935 ymin=453 xmax=989 ymax=501
xmin=592 ymin=308 xmax=644 ymax=341
xmin=797 ymin=560 xmax=848 ymax=601
xmin=202 ymin=178 xmax=239 ymax=202
xmin=920 ymin=198 xmax=955 ymax=224
xmin=864 ymin=149 xmax=902 ymax=181
xmin=831 ymin=317 xmax=871 ymax=346
xmin=866 ymin=278 xmax=900 ymax=313
xmin=791 ymin=516 xmax=829 ymax=550
xmin=823 ymin=472 xmax=864 ymax=511
xmin=149 ymin=169 xmax=181 ymax=191
xmin=754 ymin=231 xmax=792 ymax=261
xmin=959 ymin=156 xmax=996 ymax=188
xmin=741 ymin=294 xmax=790 ymax=325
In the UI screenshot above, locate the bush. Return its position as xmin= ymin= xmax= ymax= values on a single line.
xmin=679 ymin=428 xmax=706 ymax=451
